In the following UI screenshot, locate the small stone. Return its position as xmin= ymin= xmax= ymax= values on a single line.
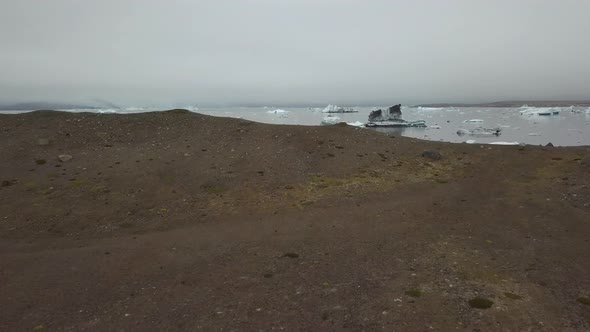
xmin=58 ymin=155 xmax=73 ymax=162
xmin=37 ymin=138 xmax=49 ymax=146
xmin=282 ymin=253 xmax=299 ymax=258
xmin=2 ymin=180 xmax=15 ymax=187
xmin=422 ymin=151 xmax=442 ymax=160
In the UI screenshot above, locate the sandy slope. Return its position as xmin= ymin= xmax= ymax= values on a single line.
xmin=1 ymin=110 xmax=589 ymax=331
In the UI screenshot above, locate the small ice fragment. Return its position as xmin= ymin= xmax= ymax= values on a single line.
xmin=267 ymin=109 xmax=289 ymax=114
xmin=346 ymin=121 xmax=365 ymax=127
xmin=463 ymin=119 xmax=484 ymax=123
xmin=528 ymin=133 xmax=541 ymax=136
xmin=321 ymin=115 xmax=341 ymax=126
xmin=465 ymin=140 xmax=476 ymax=144
xmin=489 ymin=142 xmax=519 ymax=145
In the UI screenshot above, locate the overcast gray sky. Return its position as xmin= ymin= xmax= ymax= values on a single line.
xmin=1 ymin=0 xmax=589 ymax=106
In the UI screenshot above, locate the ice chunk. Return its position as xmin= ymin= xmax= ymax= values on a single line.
xmin=520 ymin=107 xmax=560 ymax=116
xmin=465 ymin=140 xmax=476 ymax=144
xmin=267 ymin=109 xmax=289 ymax=114
xmin=320 ymin=115 xmax=341 ymax=126
xmin=417 ymin=107 xmax=443 ymax=111
xmin=346 ymin=121 xmax=365 ymax=127
xmin=489 ymin=142 xmax=519 ymax=145
xmin=368 ymin=105 xmax=402 ymax=122
xmin=457 ymin=127 xmax=501 ymax=137
xmin=463 ymin=119 xmax=484 ymax=123
xmin=322 ymin=105 xmax=357 ymax=113
xmin=366 ymin=104 xmax=427 ymax=128
xmin=365 ymin=120 xmax=426 ymax=128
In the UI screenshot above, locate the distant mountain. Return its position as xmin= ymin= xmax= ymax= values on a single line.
xmin=416 ymin=100 xmax=590 ymax=108
xmin=0 ymin=102 xmax=98 ymax=111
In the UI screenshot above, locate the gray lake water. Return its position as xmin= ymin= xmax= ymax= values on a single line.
xmin=196 ymin=106 xmax=590 ymax=146
xmin=2 ymin=106 xmax=589 ymax=146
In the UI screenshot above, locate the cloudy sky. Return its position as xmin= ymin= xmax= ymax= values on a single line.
xmin=1 ymin=0 xmax=589 ymax=106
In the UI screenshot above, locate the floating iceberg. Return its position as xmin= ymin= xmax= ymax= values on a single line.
xmin=365 ymin=104 xmax=427 ymax=128
xmin=519 ymin=107 xmax=560 ymax=116
xmin=267 ymin=109 xmax=289 ymax=114
xmin=322 ymin=104 xmax=358 ymax=113
xmin=346 ymin=121 xmax=365 ymax=127
xmin=417 ymin=107 xmax=443 ymax=111
xmin=365 ymin=120 xmax=427 ymax=128
xmin=463 ymin=119 xmax=484 ymax=123
xmin=457 ymin=127 xmax=501 ymax=137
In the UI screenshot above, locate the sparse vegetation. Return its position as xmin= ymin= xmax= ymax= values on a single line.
xmin=405 ymin=288 xmax=423 ymax=297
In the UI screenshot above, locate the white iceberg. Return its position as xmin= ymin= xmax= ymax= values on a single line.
xmin=519 ymin=107 xmax=560 ymax=116
xmin=322 ymin=105 xmax=358 ymax=113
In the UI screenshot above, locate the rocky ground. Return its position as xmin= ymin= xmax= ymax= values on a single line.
xmin=1 ymin=110 xmax=589 ymax=331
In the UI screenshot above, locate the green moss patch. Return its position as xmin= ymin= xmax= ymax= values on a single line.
xmin=405 ymin=288 xmax=423 ymax=297
xmin=577 ymin=297 xmax=590 ymax=305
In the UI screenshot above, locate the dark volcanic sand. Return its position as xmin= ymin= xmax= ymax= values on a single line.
xmin=1 ymin=110 xmax=590 ymax=331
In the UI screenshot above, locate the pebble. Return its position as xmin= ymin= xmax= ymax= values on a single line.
xmin=58 ymin=154 xmax=73 ymax=162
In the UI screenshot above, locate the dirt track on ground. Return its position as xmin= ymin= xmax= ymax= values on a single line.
xmin=1 ymin=110 xmax=589 ymax=331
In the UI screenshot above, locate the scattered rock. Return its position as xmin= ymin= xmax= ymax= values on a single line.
xmin=284 ymin=185 xmax=294 ymax=190
xmin=1 ymin=180 xmax=16 ymax=187
xmin=35 ymin=159 xmax=47 ymax=165
xmin=468 ymin=297 xmax=494 ymax=309
xmin=422 ymin=151 xmax=442 ymax=160
xmin=282 ymin=253 xmax=299 ymax=258
xmin=58 ymin=155 xmax=73 ymax=162
xmin=37 ymin=138 xmax=49 ymax=146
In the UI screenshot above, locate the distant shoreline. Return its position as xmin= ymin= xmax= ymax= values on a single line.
xmin=415 ymin=100 xmax=590 ymax=108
